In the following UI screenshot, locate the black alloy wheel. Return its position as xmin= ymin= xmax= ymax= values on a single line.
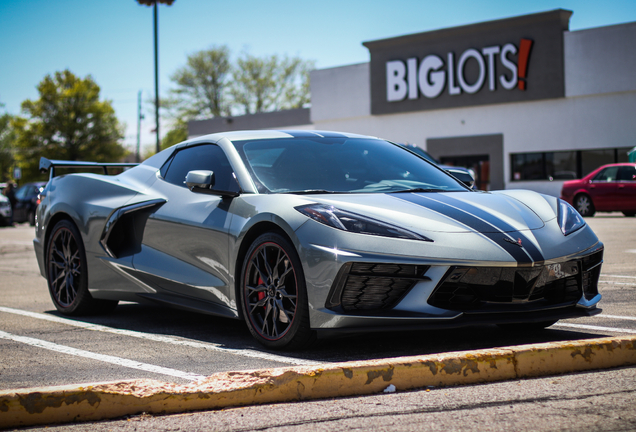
xmin=241 ymin=232 xmax=314 ymax=349
xmin=47 ymin=219 xmax=117 ymax=315
xmin=574 ymin=194 xmax=595 ymax=217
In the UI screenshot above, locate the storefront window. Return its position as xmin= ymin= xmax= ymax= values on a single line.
xmin=617 ymin=147 xmax=633 ymax=163
xmin=547 ymin=151 xmax=577 ymax=180
xmin=511 ymin=147 xmax=632 ymax=181
xmin=511 ymin=153 xmax=544 ymax=181
xmin=581 ymin=149 xmax=614 ymax=177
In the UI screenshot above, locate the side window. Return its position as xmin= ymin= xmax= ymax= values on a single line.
xmin=15 ymin=187 xmax=27 ymax=200
xmin=592 ymin=166 xmax=619 ymax=182
xmin=618 ymin=166 xmax=636 ymax=181
xmin=162 ymin=144 xmax=235 ymax=190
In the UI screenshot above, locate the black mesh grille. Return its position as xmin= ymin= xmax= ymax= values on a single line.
xmin=429 ymin=262 xmax=583 ymax=311
xmin=350 ymin=263 xmax=425 ymax=277
xmin=341 ymin=276 xmax=416 ymax=311
xmin=330 ymin=263 xmax=429 ymax=312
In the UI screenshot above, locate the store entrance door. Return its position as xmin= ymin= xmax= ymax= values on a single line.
xmin=440 ymin=155 xmax=490 ymax=191
xmin=426 ymin=134 xmax=504 ymax=191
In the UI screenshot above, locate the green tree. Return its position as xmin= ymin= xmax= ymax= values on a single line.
xmin=230 ymin=53 xmax=315 ymax=115
xmin=13 ymin=70 xmax=126 ymax=181
xmin=0 ymin=104 xmax=16 ymax=182
xmin=160 ymin=120 xmax=188 ymax=150
xmin=165 ymin=45 xmax=232 ymax=121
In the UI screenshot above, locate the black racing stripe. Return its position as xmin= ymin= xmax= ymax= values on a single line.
xmin=393 ymin=193 xmax=542 ymax=264
xmin=429 ymin=193 xmax=544 ymax=263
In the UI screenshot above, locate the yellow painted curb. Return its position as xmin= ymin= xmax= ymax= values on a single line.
xmin=1 ymin=335 xmax=635 ymax=429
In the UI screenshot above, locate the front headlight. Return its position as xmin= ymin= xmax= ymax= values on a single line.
xmin=558 ymin=199 xmax=586 ymax=235
xmin=295 ymin=204 xmax=432 ymax=241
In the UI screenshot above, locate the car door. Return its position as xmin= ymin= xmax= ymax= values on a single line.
xmin=133 ymin=143 xmax=239 ymax=311
xmin=588 ymin=166 xmax=619 ymax=211
xmin=617 ymin=165 xmax=636 ymax=213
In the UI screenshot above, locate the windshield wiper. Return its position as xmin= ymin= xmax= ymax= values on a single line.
xmin=389 ymin=188 xmax=446 ymax=193
xmin=284 ymin=189 xmax=343 ymax=195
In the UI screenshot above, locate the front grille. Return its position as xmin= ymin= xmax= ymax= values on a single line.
xmin=429 ymin=262 xmax=583 ymax=312
xmin=327 ymin=263 xmax=429 ymax=312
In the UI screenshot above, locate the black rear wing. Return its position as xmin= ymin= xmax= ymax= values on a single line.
xmin=39 ymin=157 xmax=139 ymax=180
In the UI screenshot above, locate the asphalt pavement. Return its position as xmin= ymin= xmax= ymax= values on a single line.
xmin=0 ymin=214 xmax=635 ymax=430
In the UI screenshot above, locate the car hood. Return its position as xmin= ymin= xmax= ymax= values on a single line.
xmin=313 ymin=191 xmax=550 ymax=234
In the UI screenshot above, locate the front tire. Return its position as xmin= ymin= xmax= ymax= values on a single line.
xmin=622 ymin=212 xmax=635 ymax=217
xmin=46 ymin=220 xmax=118 ymax=315
xmin=240 ymin=232 xmax=314 ymax=350
xmin=574 ymin=194 xmax=595 ymax=217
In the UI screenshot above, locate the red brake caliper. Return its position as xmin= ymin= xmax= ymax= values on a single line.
xmin=257 ymin=277 xmax=265 ymax=304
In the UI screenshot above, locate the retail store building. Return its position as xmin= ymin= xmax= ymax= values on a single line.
xmin=189 ymin=9 xmax=636 ymax=196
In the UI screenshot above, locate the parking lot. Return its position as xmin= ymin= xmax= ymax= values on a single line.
xmin=1 ymin=215 xmax=635 ymax=430
xmin=0 ymin=214 xmax=634 ymax=389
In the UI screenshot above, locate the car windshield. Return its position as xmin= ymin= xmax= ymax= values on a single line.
xmin=233 ymin=137 xmax=468 ymax=194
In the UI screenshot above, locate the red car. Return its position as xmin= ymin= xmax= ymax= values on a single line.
xmin=561 ymin=163 xmax=636 ymax=217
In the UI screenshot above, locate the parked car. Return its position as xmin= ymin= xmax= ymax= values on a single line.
xmin=0 ymin=194 xmax=12 ymax=226
xmin=13 ymin=182 xmax=46 ymax=225
xmin=35 ymin=130 xmax=602 ymax=349
xmin=561 ymin=163 xmax=636 ymax=217
xmin=399 ymin=144 xmax=476 ymax=189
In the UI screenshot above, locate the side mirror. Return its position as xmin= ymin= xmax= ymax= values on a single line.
xmin=186 ymin=170 xmax=214 ymax=189
xmin=446 ymin=169 xmax=476 ymax=189
xmin=186 ymin=170 xmax=240 ymax=198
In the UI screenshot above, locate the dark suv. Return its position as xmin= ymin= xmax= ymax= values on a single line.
xmin=13 ymin=182 xmax=46 ymax=225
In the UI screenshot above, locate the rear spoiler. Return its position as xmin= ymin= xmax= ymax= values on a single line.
xmin=39 ymin=157 xmax=139 ymax=179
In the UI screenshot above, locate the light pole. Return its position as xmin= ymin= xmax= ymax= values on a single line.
xmin=136 ymin=0 xmax=174 ymax=154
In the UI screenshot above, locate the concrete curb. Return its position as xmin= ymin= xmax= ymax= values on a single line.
xmin=1 ymin=335 xmax=635 ymax=429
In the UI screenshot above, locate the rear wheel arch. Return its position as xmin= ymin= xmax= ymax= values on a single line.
xmin=45 ymin=216 xmax=118 ymax=315
xmin=44 ymin=212 xmax=78 ymax=258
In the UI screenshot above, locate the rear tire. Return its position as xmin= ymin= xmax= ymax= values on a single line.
xmin=240 ymin=232 xmax=315 ymax=350
xmin=28 ymin=211 xmax=35 ymax=226
xmin=622 ymin=212 xmax=635 ymax=217
xmin=46 ymin=219 xmax=118 ymax=315
xmin=574 ymin=194 xmax=595 ymax=217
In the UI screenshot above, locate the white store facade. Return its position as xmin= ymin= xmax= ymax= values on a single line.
xmin=189 ymin=9 xmax=636 ymax=197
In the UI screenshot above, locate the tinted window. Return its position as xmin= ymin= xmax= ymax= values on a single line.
xmin=618 ymin=166 xmax=636 ymax=181
xmin=593 ymin=166 xmax=619 ymax=182
xmin=162 ymin=144 xmax=235 ymax=190
xmin=234 ymin=137 xmax=466 ymax=193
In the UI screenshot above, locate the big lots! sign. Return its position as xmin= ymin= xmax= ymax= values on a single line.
xmin=363 ymin=10 xmax=571 ymax=115
xmin=386 ymin=39 xmax=533 ymax=101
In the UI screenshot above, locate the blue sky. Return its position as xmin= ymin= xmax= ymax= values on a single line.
xmin=1 ymin=0 xmax=635 ymax=154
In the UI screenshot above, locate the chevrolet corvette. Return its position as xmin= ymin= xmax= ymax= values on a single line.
xmin=34 ymin=130 xmax=603 ymax=349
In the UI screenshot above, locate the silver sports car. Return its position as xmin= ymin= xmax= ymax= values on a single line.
xmin=34 ymin=130 xmax=603 ymax=349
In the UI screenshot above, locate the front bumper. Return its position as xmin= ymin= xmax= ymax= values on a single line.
xmin=296 ymin=221 xmax=603 ymax=331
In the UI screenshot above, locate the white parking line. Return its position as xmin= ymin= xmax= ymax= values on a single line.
xmin=600 ymin=274 xmax=636 ymax=279
xmin=0 ymin=330 xmax=205 ymax=381
xmin=598 ymin=281 xmax=636 ymax=286
xmin=554 ymin=323 xmax=636 ymax=334
xmin=0 ymin=306 xmax=319 ymax=366
xmin=599 ymin=314 xmax=636 ymax=321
